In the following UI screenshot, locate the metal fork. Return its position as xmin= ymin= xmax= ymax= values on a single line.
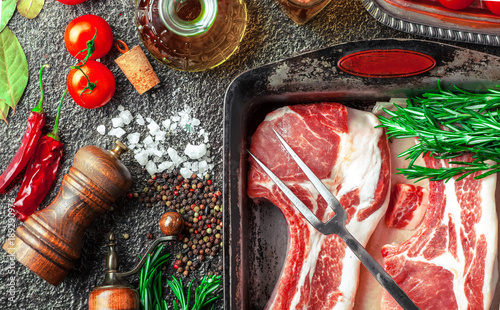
xmin=248 ymin=129 xmax=420 ymax=310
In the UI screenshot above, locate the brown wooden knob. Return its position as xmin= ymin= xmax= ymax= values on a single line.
xmin=3 ymin=141 xmax=132 ymax=286
xmin=88 ymin=287 xmax=140 ymax=310
xmin=159 ymin=212 xmax=184 ymax=236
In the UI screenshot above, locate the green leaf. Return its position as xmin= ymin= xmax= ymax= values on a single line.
xmin=17 ymin=0 xmax=44 ymax=19
xmin=0 ymin=27 xmax=28 ymax=123
xmin=0 ymin=0 xmax=16 ymax=32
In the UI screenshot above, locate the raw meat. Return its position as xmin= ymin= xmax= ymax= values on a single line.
xmin=385 ymin=183 xmax=428 ymax=230
xmin=247 ymin=103 xmax=391 ymax=310
xmin=381 ymin=154 xmax=498 ymax=310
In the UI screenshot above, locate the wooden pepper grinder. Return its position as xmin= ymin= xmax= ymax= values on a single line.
xmin=89 ymin=212 xmax=183 ymax=310
xmin=3 ymin=141 xmax=132 ymax=286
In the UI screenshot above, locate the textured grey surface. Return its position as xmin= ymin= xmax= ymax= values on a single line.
xmin=0 ymin=0 xmax=498 ymax=309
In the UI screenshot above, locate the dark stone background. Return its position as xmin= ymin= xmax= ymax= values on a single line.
xmin=0 ymin=0 xmax=498 ymax=309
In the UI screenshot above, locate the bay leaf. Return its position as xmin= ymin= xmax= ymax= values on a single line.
xmin=0 ymin=0 xmax=17 ymax=32
xmin=17 ymin=0 xmax=44 ymax=19
xmin=0 ymin=27 xmax=29 ymax=124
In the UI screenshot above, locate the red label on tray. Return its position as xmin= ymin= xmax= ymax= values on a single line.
xmin=337 ymin=49 xmax=436 ymax=78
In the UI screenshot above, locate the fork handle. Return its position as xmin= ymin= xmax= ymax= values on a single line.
xmin=337 ymin=229 xmax=420 ymax=310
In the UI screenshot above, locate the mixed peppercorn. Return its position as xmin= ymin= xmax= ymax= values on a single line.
xmin=130 ymin=170 xmax=223 ymax=277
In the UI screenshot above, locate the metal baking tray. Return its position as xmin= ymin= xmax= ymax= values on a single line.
xmin=222 ymin=38 xmax=500 ymax=309
xmin=362 ymin=0 xmax=500 ymax=46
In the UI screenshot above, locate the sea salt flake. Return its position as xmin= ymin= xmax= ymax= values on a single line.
xmin=146 ymin=161 xmax=158 ymax=176
xmin=152 ymin=148 xmax=163 ymax=157
xmin=183 ymin=162 xmax=192 ymax=169
xmin=154 ymin=130 xmax=166 ymax=141
xmin=148 ymin=120 xmax=160 ymax=134
xmin=191 ymin=161 xmax=199 ymax=172
xmin=143 ymin=135 xmax=154 ymax=146
xmin=96 ymin=125 xmax=106 ymax=135
xmin=108 ymin=128 xmax=126 ymax=138
xmin=180 ymin=167 xmax=193 ymax=179
xmin=119 ymin=110 xmax=133 ymax=125
xmin=162 ymin=119 xmax=171 ymax=130
xmin=167 ymin=147 xmax=184 ymax=167
xmin=172 ymin=116 xmax=180 ymax=122
xmin=127 ymin=132 xmax=141 ymax=145
xmin=170 ymin=123 xmax=178 ymax=131
xmin=117 ymin=105 xmax=125 ymax=111
xmin=198 ymin=160 xmax=208 ymax=174
xmin=134 ymin=151 xmax=149 ymax=166
xmin=158 ymin=161 xmax=174 ymax=171
xmin=136 ymin=114 xmax=145 ymax=126
xmin=184 ymin=143 xmax=207 ymax=160
xmin=191 ymin=118 xmax=200 ymax=127
xmin=112 ymin=117 xmax=124 ymax=128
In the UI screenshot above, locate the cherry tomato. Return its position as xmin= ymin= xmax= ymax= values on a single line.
xmin=64 ymin=15 xmax=113 ymax=60
xmin=67 ymin=60 xmax=116 ymax=109
xmin=484 ymin=0 xmax=500 ymax=15
xmin=438 ymin=0 xmax=474 ymax=10
xmin=57 ymin=0 xmax=87 ymax=4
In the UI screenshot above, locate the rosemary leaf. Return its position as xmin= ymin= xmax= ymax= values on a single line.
xmin=377 ymin=82 xmax=500 ymax=181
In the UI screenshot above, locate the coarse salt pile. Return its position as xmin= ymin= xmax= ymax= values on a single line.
xmin=96 ymin=105 xmax=214 ymax=178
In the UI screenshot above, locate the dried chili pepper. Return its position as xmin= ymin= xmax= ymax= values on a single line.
xmin=0 ymin=65 xmax=49 ymax=194
xmin=11 ymin=90 xmax=67 ymax=221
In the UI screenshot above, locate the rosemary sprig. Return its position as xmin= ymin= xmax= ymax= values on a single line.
xmin=166 ymin=275 xmax=222 ymax=310
xmin=137 ymin=245 xmax=222 ymax=310
xmin=377 ymin=82 xmax=500 ymax=182
xmin=139 ymin=244 xmax=171 ymax=310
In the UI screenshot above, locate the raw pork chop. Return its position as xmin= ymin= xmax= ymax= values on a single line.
xmin=381 ymin=154 xmax=498 ymax=310
xmin=247 ymin=103 xmax=391 ymax=309
xmin=385 ymin=183 xmax=428 ymax=230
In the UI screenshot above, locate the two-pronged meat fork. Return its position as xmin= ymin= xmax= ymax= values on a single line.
xmin=248 ymin=129 xmax=420 ymax=310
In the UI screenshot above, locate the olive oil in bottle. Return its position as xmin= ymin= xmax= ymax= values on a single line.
xmin=135 ymin=0 xmax=247 ymax=71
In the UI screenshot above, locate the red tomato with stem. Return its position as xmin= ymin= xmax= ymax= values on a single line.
xmin=64 ymin=15 xmax=113 ymax=60
xmin=67 ymin=60 xmax=116 ymax=109
xmin=484 ymin=0 xmax=500 ymax=15
xmin=438 ymin=0 xmax=474 ymax=10
xmin=57 ymin=0 xmax=87 ymax=4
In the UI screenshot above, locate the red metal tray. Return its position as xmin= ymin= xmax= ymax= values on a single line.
xmin=362 ymin=0 xmax=500 ymax=46
xmin=222 ymin=39 xmax=500 ymax=309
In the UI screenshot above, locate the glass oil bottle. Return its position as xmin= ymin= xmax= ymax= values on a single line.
xmin=135 ymin=0 xmax=247 ymax=71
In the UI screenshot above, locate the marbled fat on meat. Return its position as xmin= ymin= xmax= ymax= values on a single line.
xmin=385 ymin=183 xmax=428 ymax=230
xmin=381 ymin=154 xmax=498 ymax=310
xmin=247 ymin=103 xmax=391 ymax=309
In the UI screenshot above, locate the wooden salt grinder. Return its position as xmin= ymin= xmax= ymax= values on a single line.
xmin=88 ymin=212 xmax=184 ymax=310
xmin=3 ymin=141 xmax=132 ymax=286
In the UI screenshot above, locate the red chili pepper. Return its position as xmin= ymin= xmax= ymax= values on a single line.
xmin=0 ymin=65 xmax=49 ymax=194
xmin=11 ymin=90 xmax=66 ymax=222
